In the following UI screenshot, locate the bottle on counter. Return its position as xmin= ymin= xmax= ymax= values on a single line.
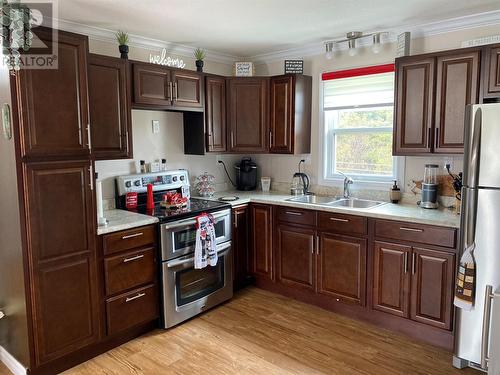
xmin=161 ymin=158 xmax=167 ymax=171
xmin=390 ymin=180 xmax=401 ymax=204
xmin=140 ymin=160 xmax=146 ymax=174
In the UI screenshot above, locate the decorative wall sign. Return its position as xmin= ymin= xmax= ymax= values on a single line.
xmin=396 ymin=32 xmax=411 ymax=57
xmin=233 ymin=62 xmax=254 ymax=77
xmin=284 ymin=60 xmax=303 ymax=74
xmin=149 ymin=48 xmax=186 ymax=68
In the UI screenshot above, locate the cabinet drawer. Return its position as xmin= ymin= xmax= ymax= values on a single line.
xmin=103 ymin=225 xmax=156 ymax=255
xmin=375 ymin=220 xmax=456 ymax=248
xmin=106 ymin=284 xmax=158 ymax=335
xmin=104 ymin=247 xmax=156 ymax=296
xmin=277 ymin=206 xmax=316 ymax=226
xmin=318 ymin=212 xmax=367 ymax=236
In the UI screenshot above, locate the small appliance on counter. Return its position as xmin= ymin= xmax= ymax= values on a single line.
xmin=420 ymin=164 xmax=439 ymax=209
xmin=235 ymin=157 xmax=258 ymax=191
xmin=291 ymin=159 xmax=310 ymax=195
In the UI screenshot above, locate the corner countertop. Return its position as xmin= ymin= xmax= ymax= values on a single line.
xmin=97 ymin=209 xmax=159 ymax=235
xmin=206 ymin=191 xmax=461 ymax=228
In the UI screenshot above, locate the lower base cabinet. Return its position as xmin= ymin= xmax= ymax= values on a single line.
xmin=250 ymin=204 xmax=273 ymax=280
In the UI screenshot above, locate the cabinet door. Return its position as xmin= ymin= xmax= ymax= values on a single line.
xmin=434 ymin=51 xmax=479 ymax=153
xmin=172 ymin=70 xmax=203 ymax=108
xmin=276 ymin=225 xmax=315 ymax=291
xmin=270 ymin=75 xmax=293 ymax=153
xmin=485 ymin=46 xmax=500 ymax=97
xmin=318 ymin=233 xmax=367 ymax=306
xmin=227 ymin=78 xmax=269 ymax=152
xmin=133 ymin=63 xmax=172 ymax=107
xmin=233 ymin=205 xmax=249 ymax=290
xmin=372 ymin=241 xmax=411 ymax=318
xmin=88 ymin=54 xmax=131 ymax=159
xmin=205 ymin=76 xmax=227 ymax=152
xmin=250 ymin=204 xmax=273 ymax=280
xmin=410 ymin=247 xmax=455 ymax=330
xmin=394 ymin=57 xmax=435 ymax=155
xmin=15 ymin=29 xmax=90 ymax=159
xmin=24 ymin=160 xmax=99 ymax=365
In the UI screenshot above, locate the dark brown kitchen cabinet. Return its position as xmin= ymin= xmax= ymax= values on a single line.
xmin=88 ymin=54 xmax=132 ymax=159
xmin=483 ymin=45 xmax=500 ymax=98
xmin=393 ymin=57 xmax=435 ymax=155
xmin=227 ymin=78 xmax=269 ymax=152
xmin=276 ymin=224 xmax=316 ymax=291
xmin=13 ymin=29 xmax=90 ymax=159
xmin=250 ymin=203 xmax=273 ymax=280
xmin=172 ymin=70 xmax=203 ymax=108
xmin=205 ymin=76 xmax=227 ymax=152
xmin=410 ymin=247 xmax=455 ymax=330
xmin=434 ymin=51 xmax=480 ymax=153
xmin=23 ymin=160 xmax=99 ymax=365
xmin=317 ymin=233 xmax=367 ymax=306
xmin=269 ymin=74 xmax=312 ymax=154
xmin=372 ymin=241 xmax=411 ymax=318
xmin=132 ymin=62 xmax=172 ymax=107
xmin=233 ymin=205 xmax=250 ymax=290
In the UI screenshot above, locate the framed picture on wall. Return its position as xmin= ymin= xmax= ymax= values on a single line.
xmin=233 ymin=62 xmax=255 ymax=76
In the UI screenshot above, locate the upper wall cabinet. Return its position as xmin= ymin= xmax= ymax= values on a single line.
xmin=393 ymin=48 xmax=480 ymax=155
xmin=132 ymin=62 xmax=203 ymax=111
xmin=483 ymin=44 xmax=500 ymax=99
xmin=227 ymin=77 xmax=269 ymax=153
xmin=88 ymin=54 xmax=132 ymax=160
xmin=13 ymin=29 xmax=90 ymax=160
xmin=205 ymin=75 xmax=227 ymax=152
xmin=269 ymin=74 xmax=312 ymax=154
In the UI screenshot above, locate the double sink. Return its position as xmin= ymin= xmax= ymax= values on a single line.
xmin=285 ymin=195 xmax=386 ymax=209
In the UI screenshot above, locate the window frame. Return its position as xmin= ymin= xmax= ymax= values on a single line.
xmin=318 ymin=68 xmax=405 ymax=191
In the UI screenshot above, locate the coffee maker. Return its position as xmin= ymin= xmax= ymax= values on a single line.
xmin=420 ymin=164 xmax=439 ymax=209
xmin=235 ymin=157 xmax=258 ymax=191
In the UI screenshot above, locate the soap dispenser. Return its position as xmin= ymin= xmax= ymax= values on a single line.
xmin=390 ymin=180 xmax=401 ymax=204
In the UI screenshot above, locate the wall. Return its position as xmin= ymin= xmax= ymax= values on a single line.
xmin=253 ymin=25 xmax=500 ymax=201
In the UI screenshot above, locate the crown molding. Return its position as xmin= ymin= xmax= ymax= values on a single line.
xmin=53 ymin=18 xmax=241 ymax=64
xmin=250 ymin=9 xmax=500 ymax=64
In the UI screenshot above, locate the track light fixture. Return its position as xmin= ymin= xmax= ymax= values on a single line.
xmin=324 ymin=31 xmax=387 ymax=59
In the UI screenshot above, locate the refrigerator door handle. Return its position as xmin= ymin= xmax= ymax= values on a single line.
xmin=463 ymin=188 xmax=478 ymax=249
xmin=481 ymin=285 xmax=500 ymax=369
xmin=467 ymin=107 xmax=482 ymax=189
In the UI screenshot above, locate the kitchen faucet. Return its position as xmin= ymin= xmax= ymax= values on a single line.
xmin=338 ymin=171 xmax=354 ymax=199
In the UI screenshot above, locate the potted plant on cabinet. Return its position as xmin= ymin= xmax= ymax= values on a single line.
xmin=194 ymin=48 xmax=206 ymax=72
xmin=116 ymin=30 xmax=129 ymax=59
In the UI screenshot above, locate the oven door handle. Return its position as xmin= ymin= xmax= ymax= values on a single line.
xmin=161 ymin=209 xmax=231 ymax=231
xmin=166 ymin=242 xmax=231 ymax=269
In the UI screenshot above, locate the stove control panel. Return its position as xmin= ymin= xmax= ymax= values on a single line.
xmin=116 ymin=170 xmax=190 ymax=196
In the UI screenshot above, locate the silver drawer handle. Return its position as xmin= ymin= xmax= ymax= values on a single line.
xmin=125 ymin=292 xmax=146 ymax=303
xmin=122 ymin=232 xmax=143 ymax=240
xmin=123 ymin=254 xmax=144 ymax=263
xmin=399 ymin=227 xmax=423 ymax=233
xmin=285 ymin=211 xmax=303 ymax=216
xmin=330 ymin=217 xmax=349 ymax=223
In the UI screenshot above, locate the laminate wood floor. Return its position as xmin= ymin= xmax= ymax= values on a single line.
xmin=1 ymin=287 xmax=480 ymax=375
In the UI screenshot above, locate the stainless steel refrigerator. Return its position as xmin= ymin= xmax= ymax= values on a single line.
xmin=454 ymin=103 xmax=500 ymax=374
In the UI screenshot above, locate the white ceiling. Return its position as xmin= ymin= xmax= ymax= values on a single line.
xmin=58 ymin=0 xmax=500 ymax=57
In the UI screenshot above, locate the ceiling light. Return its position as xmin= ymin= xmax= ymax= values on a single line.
xmin=372 ymin=33 xmax=382 ymax=53
xmin=325 ymin=42 xmax=334 ymax=60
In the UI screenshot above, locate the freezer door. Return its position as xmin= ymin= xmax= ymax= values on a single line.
xmin=464 ymin=104 xmax=500 ymax=189
xmin=455 ymin=188 xmax=500 ymax=367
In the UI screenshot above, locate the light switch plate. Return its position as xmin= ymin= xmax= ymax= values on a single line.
xmin=152 ymin=120 xmax=160 ymax=134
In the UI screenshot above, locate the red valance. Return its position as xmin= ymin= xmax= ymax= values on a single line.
xmin=322 ymin=63 xmax=395 ymax=81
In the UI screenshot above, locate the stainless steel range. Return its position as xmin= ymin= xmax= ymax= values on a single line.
xmin=116 ymin=170 xmax=233 ymax=328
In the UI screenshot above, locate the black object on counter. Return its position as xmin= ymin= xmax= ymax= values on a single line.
xmin=235 ymin=157 xmax=258 ymax=191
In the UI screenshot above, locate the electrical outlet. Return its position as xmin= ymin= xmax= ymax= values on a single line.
xmin=152 ymin=120 xmax=160 ymax=134
xmin=443 ymin=157 xmax=453 ymax=171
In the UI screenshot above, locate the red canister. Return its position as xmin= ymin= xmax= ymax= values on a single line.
xmin=146 ymin=183 xmax=154 ymax=210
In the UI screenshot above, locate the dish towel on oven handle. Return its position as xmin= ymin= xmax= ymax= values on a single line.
xmin=194 ymin=213 xmax=218 ymax=269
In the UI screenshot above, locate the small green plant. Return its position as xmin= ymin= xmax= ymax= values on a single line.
xmin=115 ymin=30 xmax=129 ymax=46
xmin=194 ymin=48 xmax=206 ymax=61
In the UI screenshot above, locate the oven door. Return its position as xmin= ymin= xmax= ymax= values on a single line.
xmin=160 ymin=209 xmax=231 ymax=260
xmin=162 ymin=241 xmax=233 ymax=328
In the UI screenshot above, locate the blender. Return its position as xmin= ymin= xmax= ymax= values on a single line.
xmin=421 ymin=164 xmax=439 ymax=209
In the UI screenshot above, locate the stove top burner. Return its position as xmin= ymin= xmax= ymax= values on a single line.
xmin=133 ymin=197 xmax=231 ymax=223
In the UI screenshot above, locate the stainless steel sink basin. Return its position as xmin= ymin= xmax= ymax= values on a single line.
xmin=286 ymin=195 xmax=337 ymax=204
xmin=326 ymin=198 xmax=386 ymax=209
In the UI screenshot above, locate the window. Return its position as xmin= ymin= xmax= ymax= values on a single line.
xmin=322 ymin=65 xmax=401 ymax=186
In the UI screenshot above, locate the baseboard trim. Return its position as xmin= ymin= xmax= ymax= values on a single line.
xmin=0 ymin=346 xmax=27 ymax=375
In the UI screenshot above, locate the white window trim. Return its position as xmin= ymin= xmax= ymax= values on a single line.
xmin=317 ymin=72 xmax=405 ymax=192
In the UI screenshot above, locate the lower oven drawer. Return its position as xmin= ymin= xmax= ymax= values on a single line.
xmin=104 ymin=247 xmax=156 ymax=296
xmin=106 ymin=284 xmax=158 ymax=335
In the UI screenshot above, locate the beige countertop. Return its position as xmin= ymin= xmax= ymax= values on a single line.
xmin=206 ymin=191 xmax=461 ymax=228
xmin=97 ymin=209 xmax=159 ymax=235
